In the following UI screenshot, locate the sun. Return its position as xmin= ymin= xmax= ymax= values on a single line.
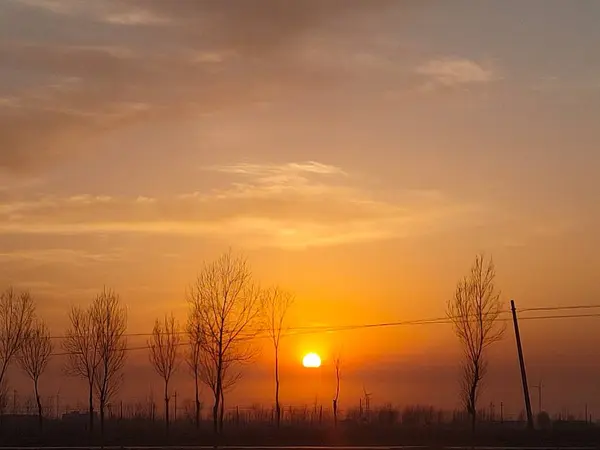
xmin=302 ymin=352 xmax=322 ymax=368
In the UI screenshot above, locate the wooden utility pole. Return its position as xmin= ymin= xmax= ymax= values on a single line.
xmin=511 ymin=300 xmax=534 ymax=430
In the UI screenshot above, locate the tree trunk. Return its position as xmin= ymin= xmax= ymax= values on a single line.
xmin=34 ymin=380 xmax=43 ymax=431
xmin=88 ymin=384 xmax=94 ymax=433
xmin=99 ymin=399 xmax=105 ymax=438
xmin=275 ymin=349 xmax=281 ymax=428
xmin=219 ymin=388 xmax=225 ymax=433
xmin=212 ymin=390 xmax=220 ymax=435
xmin=194 ymin=374 xmax=200 ymax=429
xmin=333 ymin=399 xmax=338 ymax=427
xmin=470 ymin=366 xmax=479 ymax=433
xmin=164 ymin=381 xmax=170 ymax=435
xmin=213 ymin=353 xmax=223 ymax=435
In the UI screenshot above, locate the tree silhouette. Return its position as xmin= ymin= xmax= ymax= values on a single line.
xmin=64 ymin=304 xmax=100 ymax=432
xmin=333 ymin=351 xmax=341 ymax=427
xmin=447 ymin=254 xmax=505 ymax=432
xmin=186 ymin=314 xmax=203 ymax=429
xmin=18 ymin=319 xmax=52 ymax=429
xmin=92 ymin=288 xmax=127 ymax=437
xmin=149 ymin=313 xmax=181 ymax=434
xmin=64 ymin=288 xmax=127 ymax=435
xmin=264 ymin=286 xmax=294 ymax=428
xmin=187 ymin=251 xmax=262 ymax=434
xmin=0 ymin=288 xmax=34 ymax=392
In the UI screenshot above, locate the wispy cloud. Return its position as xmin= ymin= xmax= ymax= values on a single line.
xmin=1 ymin=1 xmax=399 ymax=174
xmin=103 ymin=9 xmax=171 ymax=26
xmin=416 ymin=57 xmax=499 ymax=88
xmin=0 ymin=248 xmax=123 ymax=265
xmin=212 ymin=161 xmax=346 ymax=177
xmin=15 ymin=0 xmax=169 ymax=26
xmin=0 ymin=162 xmax=479 ymax=249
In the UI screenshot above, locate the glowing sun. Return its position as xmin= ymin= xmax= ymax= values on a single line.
xmin=302 ymin=352 xmax=322 ymax=368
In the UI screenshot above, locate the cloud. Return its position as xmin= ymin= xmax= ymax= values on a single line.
xmin=416 ymin=57 xmax=499 ymax=88
xmin=103 ymin=10 xmax=171 ymax=26
xmin=14 ymin=0 xmax=170 ymax=26
xmin=212 ymin=161 xmax=346 ymax=177
xmin=0 ymin=41 xmax=234 ymax=173
xmin=0 ymin=162 xmax=478 ymax=249
xmin=0 ymin=248 xmax=122 ymax=265
xmin=1 ymin=1 xmax=402 ymax=174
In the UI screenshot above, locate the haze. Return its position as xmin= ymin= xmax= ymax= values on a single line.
xmin=1 ymin=0 xmax=600 ymax=418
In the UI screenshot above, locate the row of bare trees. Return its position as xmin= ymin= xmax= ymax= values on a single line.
xmin=1 ymin=252 xmax=297 ymax=438
xmin=3 ymin=251 xmax=504 ymax=438
xmin=147 ymin=251 xmax=295 ymax=435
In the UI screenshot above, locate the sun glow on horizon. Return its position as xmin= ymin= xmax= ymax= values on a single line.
xmin=302 ymin=352 xmax=322 ymax=368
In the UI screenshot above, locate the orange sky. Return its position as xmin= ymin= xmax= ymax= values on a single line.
xmin=2 ymin=0 xmax=600 ymax=418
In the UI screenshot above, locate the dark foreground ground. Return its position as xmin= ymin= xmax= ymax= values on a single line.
xmin=0 ymin=421 xmax=600 ymax=448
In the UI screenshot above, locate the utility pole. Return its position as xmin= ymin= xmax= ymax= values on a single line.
xmin=511 ymin=300 xmax=534 ymax=430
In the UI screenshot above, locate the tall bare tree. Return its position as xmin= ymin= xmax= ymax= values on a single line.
xmin=149 ymin=313 xmax=181 ymax=433
xmin=92 ymin=288 xmax=127 ymax=436
xmin=186 ymin=313 xmax=203 ymax=429
xmin=332 ymin=352 xmax=342 ymax=427
xmin=264 ymin=286 xmax=294 ymax=427
xmin=187 ymin=251 xmax=263 ymax=434
xmin=0 ymin=288 xmax=35 ymax=391
xmin=446 ymin=254 xmax=505 ymax=431
xmin=18 ymin=319 xmax=52 ymax=429
xmin=64 ymin=305 xmax=100 ymax=431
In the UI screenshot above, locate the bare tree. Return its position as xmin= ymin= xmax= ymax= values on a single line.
xmin=264 ymin=286 xmax=294 ymax=428
xmin=186 ymin=313 xmax=203 ymax=429
xmin=333 ymin=352 xmax=341 ymax=427
xmin=446 ymin=254 xmax=505 ymax=432
xmin=63 ymin=305 xmax=100 ymax=432
xmin=65 ymin=289 xmax=127 ymax=434
xmin=91 ymin=288 xmax=127 ymax=436
xmin=149 ymin=313 xmax=181 ymax=433
xmin=18 ymin=319 xmax=52 ymax=429
xmin=187 ymin=251 xmax=263 ymax=434
xmin=0 ymin=288 xmax=35 ymax=391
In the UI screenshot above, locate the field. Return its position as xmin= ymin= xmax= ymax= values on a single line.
xmin=1 ymin=418 xmax=599 ymax=449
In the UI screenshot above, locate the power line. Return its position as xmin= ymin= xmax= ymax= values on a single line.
xmin=47 ymin=308 xmax=600 ymax=357
xmin=520 ymin=304 xmax=600 ymax=313
xmin=44 ymin=303 xmax=600 ymax=341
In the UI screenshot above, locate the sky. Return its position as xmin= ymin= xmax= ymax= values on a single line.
xmin=1 ymin=0 xmax=600 ymax=418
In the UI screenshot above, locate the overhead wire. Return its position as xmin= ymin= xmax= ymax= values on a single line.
xmin=46 ymin=304 xmax=600 ymax=357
